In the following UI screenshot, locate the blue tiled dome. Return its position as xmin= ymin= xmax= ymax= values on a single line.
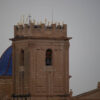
xmin=0 ymin=46 xmax=12 ymax=76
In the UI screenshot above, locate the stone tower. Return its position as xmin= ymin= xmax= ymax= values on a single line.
xmin=11 ymin=21 xmax=71 ymax=100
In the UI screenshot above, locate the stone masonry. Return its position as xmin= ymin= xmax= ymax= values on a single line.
xmin=11 ymin=22 xmax=72 ymax=100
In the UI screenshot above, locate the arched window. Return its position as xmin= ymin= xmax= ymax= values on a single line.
xmin=46 ymin=49 xmax=52 ymax=66
xmin=20 ymin=49 xmax=24 ymax=66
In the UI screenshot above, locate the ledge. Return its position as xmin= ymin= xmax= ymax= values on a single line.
xmin=10 ymin=36 xmax=72 ymax=41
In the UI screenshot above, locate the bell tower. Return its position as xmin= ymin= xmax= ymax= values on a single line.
xmin=11 ymin=20 xmax=71 ymax=100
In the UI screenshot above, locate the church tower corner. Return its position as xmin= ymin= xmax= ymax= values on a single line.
xmin=11 ymin=20 xmax=72 ymax=100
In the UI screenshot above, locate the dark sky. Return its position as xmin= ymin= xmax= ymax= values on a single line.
xmin=0 ymin=0 xmax=100 ymax=96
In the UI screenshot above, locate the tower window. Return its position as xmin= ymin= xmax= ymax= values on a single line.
xmin=20 ymin=49 xmax=24 ymax=66
xmin=46 ymin=49 xmax=52 ymax=66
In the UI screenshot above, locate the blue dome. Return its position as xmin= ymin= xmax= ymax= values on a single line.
xmin=0 ymin=46 xmax=12 ymax=76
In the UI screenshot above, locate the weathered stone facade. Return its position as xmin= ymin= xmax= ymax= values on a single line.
xmin=11 ymin=23 xmax=71 ymax=100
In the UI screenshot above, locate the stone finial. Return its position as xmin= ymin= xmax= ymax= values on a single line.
xmin=69 ymin=89 xmax=73 ymax=97
xmin=97 ymin=82 xmax=100 ymax=89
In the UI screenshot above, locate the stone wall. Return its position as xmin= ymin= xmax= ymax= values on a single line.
xmin=14 ymin=24 xmax=67 ymax=39
xmin=0 ymin=76 xmax=12 ymax=100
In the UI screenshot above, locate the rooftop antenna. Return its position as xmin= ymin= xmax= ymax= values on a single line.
xmin=52 ymin=8 xmax=54 ymax=24
xmin=28 ymin=14 xmax=31 ymax=24
xmin=22 ymin=15 xmax=25 ymax=25
xmin=19 ymin=16 xmax=23 ymax=25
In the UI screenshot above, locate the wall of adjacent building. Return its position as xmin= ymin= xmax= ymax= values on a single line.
xmin=0 ymin=77 xmax=12 ymax=100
